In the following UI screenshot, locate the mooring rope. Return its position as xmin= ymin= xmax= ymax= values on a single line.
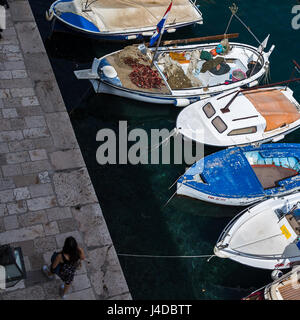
xmin=224 ymin=3 xmax=261 ymax=46
xmin=146 ymin=128 xmax=179 ymax=151
xmin=168 ymin=174 xmax=183 ymax=190
xmin=117 ymin=253 xmax=216 ymax=262
xmin=224 ymin=13 xmax=234 ymax=36
xmin=163 ymin=187 xmax=179 ymax=208
xmin=233 ymin=13 xmax=261 ymax=45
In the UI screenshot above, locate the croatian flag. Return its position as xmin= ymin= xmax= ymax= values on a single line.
xmin=149 ymin=1 xmax=173 ymax=47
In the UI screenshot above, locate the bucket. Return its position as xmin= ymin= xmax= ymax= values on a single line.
xmin=232 ymin=69 xmax=247 ymax=82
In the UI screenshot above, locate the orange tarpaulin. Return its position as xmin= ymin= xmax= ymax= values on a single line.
xmin=244 ymin=89 xmax=300 ymax=132
xmin=169 ymin=52 xmax=190 ymax=64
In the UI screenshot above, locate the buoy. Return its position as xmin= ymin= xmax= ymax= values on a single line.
xmin=272 ymin=134 xmax=285 ymax=143
xmin=45 ymin=9 xmax=54 ymax=22
xmin=271 ymin=269 xmax=283 ymax=281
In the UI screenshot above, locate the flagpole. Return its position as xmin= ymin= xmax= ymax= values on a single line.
xmin=150 ymin=29 xmax=164 ymax=68
xmin=150 ymin=0 xmax=172 ymax=68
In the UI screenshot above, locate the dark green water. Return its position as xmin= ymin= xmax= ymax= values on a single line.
xmin=29 ymin=0 xmax=300 ymax=299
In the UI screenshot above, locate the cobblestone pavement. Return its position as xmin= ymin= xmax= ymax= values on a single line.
xmin=0 ymin=0 xmax=131 ymax=300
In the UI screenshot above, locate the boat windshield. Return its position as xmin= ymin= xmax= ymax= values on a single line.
xmin=275 ymin=202 xmax=300 ymax=221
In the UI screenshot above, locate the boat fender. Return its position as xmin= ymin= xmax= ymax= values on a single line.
xmin=166 ymin=28 xmax=176 ymax=33
xmin=45 ymin=9 xmax=54 ymax=22
xmin=271 ymin=269 xmax=283 ymax=281
xmin=174 ymin=99 xmax=190 ymax=107
xmin=142 ymin=31 xmax=155 ymax=37
xmin=272 ymin=134 xmax=285 ymax=143
xmin=127 ymin=35 xmax=137 ymax=40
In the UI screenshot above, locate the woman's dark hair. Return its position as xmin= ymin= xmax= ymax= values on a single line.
xmin=62 ymin=236 xmax=80 ymax=263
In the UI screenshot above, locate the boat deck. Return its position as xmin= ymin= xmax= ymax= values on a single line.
xmin=106 ymin=52 xmax=170 ymax=94
xmin=105 ymin=43 xmax=259 ymax=93
xmin=273 ymin=278 xmax=300 ymax=300
xmin=157 ymin=47 xmax=250 ymax=89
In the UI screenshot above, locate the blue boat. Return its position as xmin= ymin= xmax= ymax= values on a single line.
xmin=46 ymin=0 xmax=203 ymax=41
xmin=177 ymin=143 xmax=300 ymax=206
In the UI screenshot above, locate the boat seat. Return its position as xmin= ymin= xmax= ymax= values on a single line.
xmin=251 ymin=165 xmax=298 ymax=189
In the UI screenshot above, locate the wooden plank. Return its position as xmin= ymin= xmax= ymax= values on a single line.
xmin=279 ymin=282 xmax=300 ymax=300
xmin=145 ymin=33 xmax=239 ymax=47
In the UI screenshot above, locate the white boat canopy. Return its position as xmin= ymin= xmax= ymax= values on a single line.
xmin=53 ymin=0 xmax=203 ymax=32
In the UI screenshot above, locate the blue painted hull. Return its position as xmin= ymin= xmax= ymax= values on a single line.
xmin=51 ymin=17 xmax=144 ymax=41
xmin=178 ymin=144 xmax=300 ymax=206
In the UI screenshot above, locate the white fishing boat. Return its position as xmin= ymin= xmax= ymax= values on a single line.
xmin=243 ymin=265 xmax=300 ymax=300
xmin=176 ymin=82 xmax=300 ymax=147
xmin=214 ymin=193 xmax=300 ymax=270
xmin=46 ymin=0 xmax=203 ymax=41
xmin=74 ymin=38 xmax=274 ymax=106
xmin=74 ymin=4 xmax=275 ymax=106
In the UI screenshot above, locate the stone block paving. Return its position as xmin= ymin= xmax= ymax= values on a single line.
xmin=0 ymin=0 xmax=131 ymax=300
